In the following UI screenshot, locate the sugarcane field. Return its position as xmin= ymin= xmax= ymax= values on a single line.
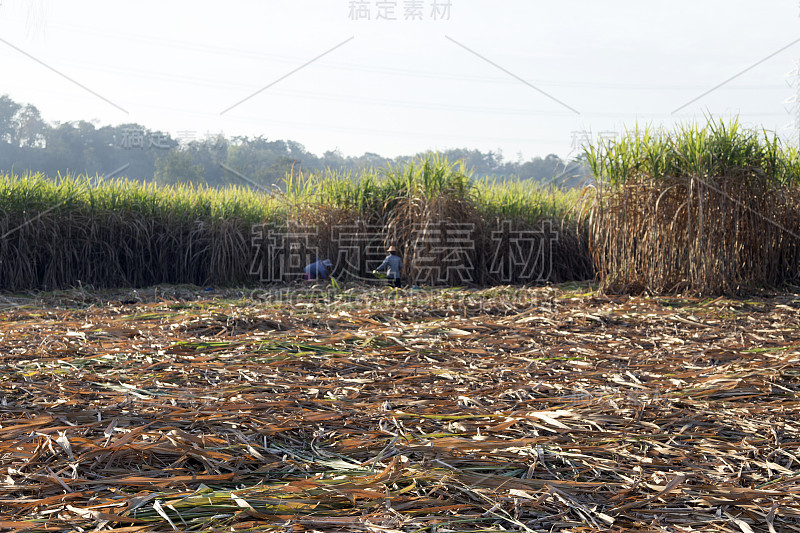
xmin=0 ymin=119 xmax=800 ymax=532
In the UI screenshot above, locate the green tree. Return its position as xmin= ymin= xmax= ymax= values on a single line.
xmin=0 ymin=95 xmax=21 ymax=146
xmin=154 ymin=150 xmax=205 ymax=186
xmin=16 ymin=104 xmax=46 ymax=148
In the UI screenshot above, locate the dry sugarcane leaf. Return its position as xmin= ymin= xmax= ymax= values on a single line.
xmin=2 ymin=285 xmax=800 ymax=531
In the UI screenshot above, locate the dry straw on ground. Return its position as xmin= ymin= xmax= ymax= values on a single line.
xmin=0 ymin=284 xmax=799 ymax=531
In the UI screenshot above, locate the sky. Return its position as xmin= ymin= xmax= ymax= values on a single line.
xmin=0 ymin=0 xmax=798 ymax=161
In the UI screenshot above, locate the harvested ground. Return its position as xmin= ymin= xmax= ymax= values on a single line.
xmin=0 ymin=283 xmax=799 ymax=532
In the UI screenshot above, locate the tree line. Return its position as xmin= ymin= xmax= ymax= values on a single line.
xmin=0 ymin=95 xmax=590 ymax=188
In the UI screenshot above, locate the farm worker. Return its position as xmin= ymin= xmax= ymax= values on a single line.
xmin=304 ymin=258 xmax=333 ymax=280
xmin=374 ymin=246 xmax=402 ymax=287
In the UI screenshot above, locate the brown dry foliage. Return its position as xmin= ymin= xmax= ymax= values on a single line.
xmin=0 ymin=285 xmax=799 ymax=531
xmin=587 ymin=174 xmax=800 ymax=295
xmin=284 ymin=188 xmax=592 ymax=287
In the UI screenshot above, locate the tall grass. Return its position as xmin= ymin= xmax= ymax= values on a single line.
xmin=585 ymin=118 xmax=800 ymax=294
xmin=0 ymin=173 xmax=283 ymax=290
xmin=473 ymin=178 xmax=581 ymax=223
xmin=0 ymin=157 xmax=588 ymax=291
xmin=586 ymin=119 xmax=800 ymax=187
xmin=11 ymin=121 xmax=799 ymax=295
xmin=281 ymin=157 xmax=590 ymax=286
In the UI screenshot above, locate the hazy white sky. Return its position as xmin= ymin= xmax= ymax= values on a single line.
xmin=0 ymin=0 xmax=798 ymax=160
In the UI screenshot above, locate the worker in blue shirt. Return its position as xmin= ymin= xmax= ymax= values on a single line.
xmin=374 ymin=246 xmax=402 ymax=287
xmin=304 ymin=258 xmax=333 ymax=280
